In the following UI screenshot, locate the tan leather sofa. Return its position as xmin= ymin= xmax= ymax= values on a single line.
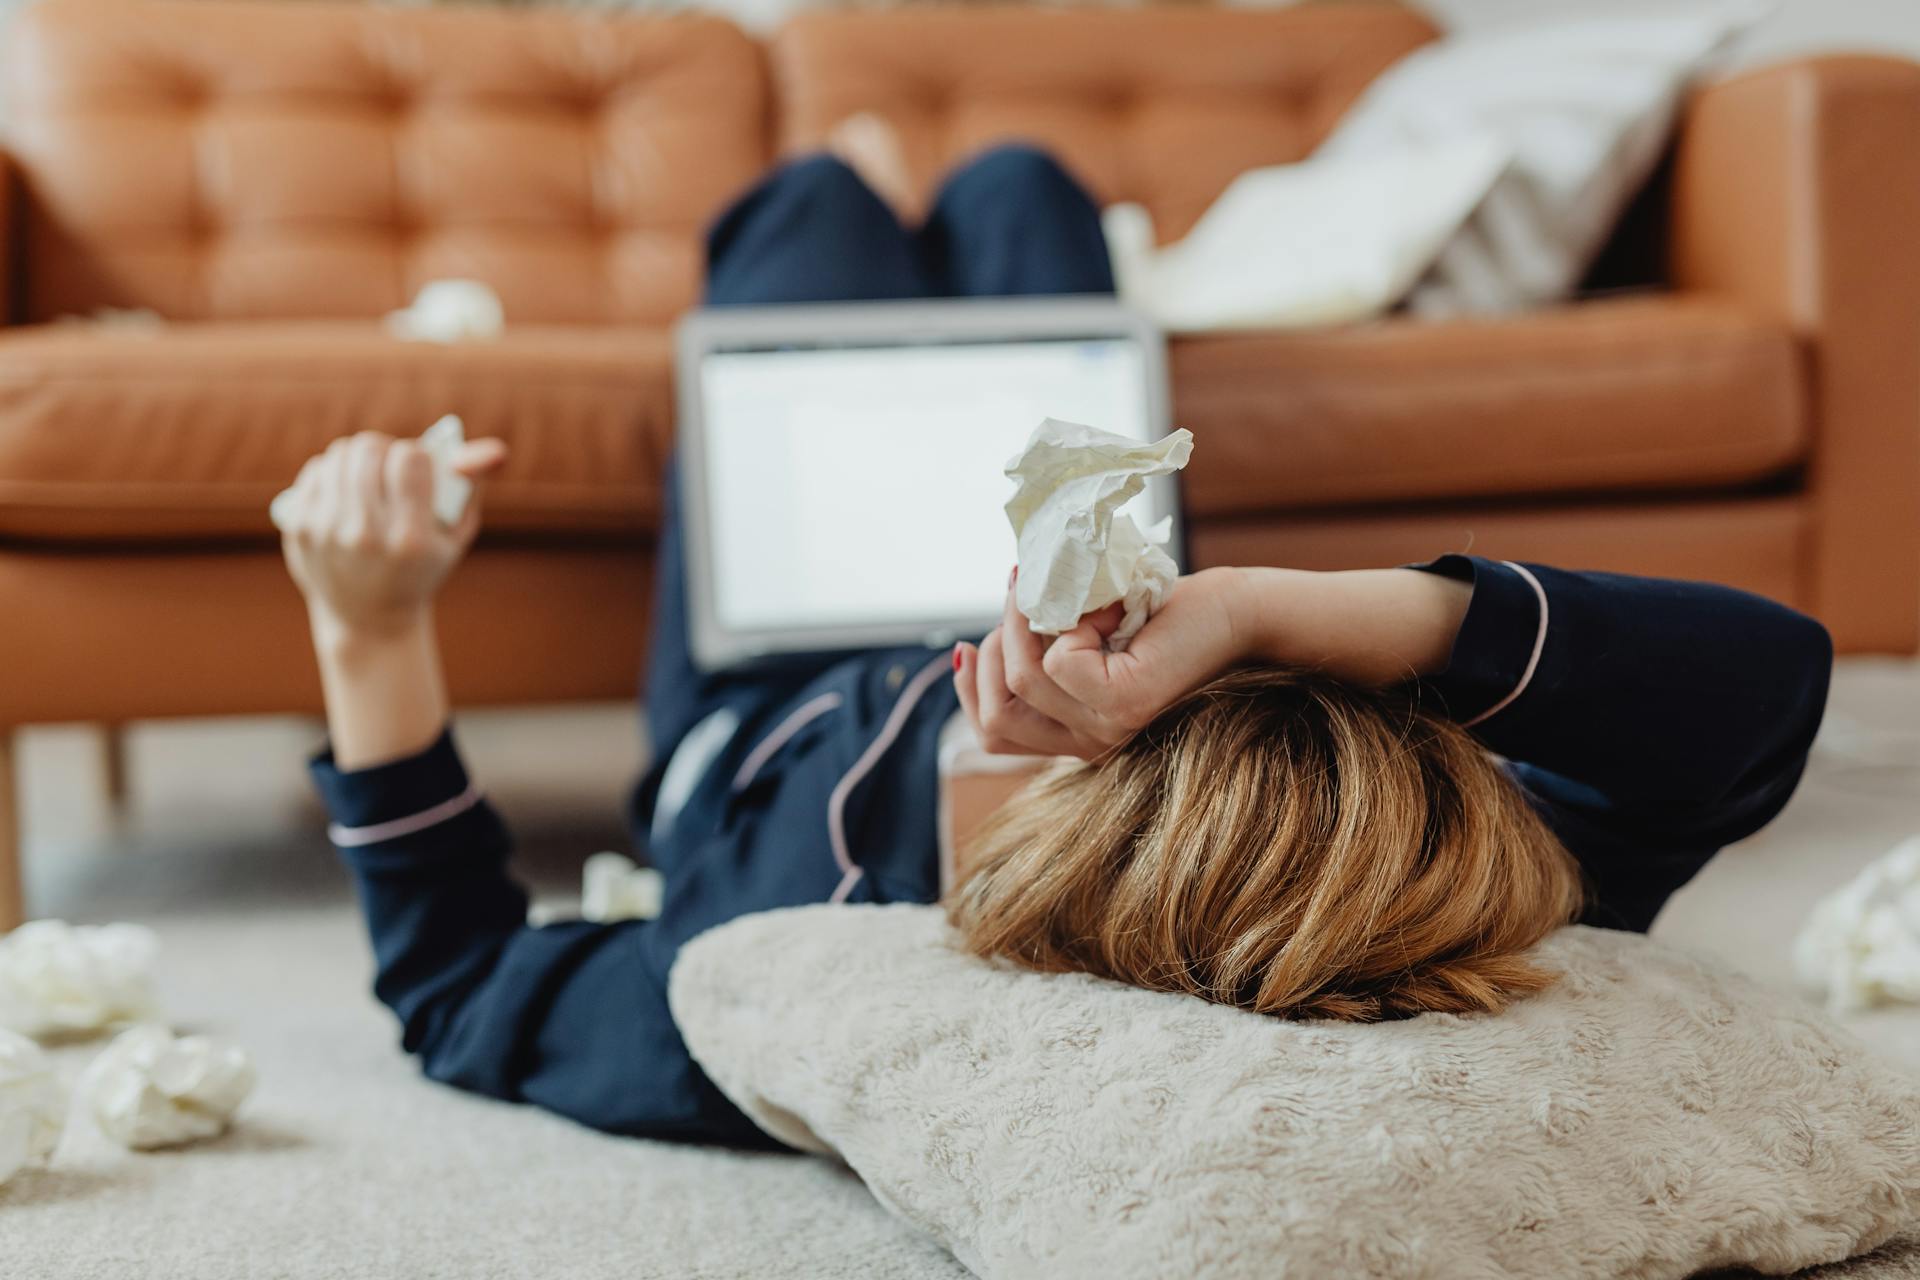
xmin=1 ymin=0 xmax=1916 ymax=926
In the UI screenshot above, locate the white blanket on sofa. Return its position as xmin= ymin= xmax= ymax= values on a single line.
xmin=1108 ymin=3 xmax=1758 ymax=331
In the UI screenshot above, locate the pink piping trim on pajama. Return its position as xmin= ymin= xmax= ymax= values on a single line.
xmin=826 ymin=654 xmax=953 ymax=905
xmin=730 ymin=691 xmax=845 ymax=793
xmin=1462 ymin=561 xmax=1549 ymax=729
xmin=328 ymin=783 xmax=484 ymax=848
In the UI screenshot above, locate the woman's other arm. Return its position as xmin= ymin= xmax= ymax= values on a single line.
xmin=275 ymin=432 xmax=762 ymax=1140
xmin=1390 ymin=556 xmax=1832 ymax=927
xmin=1246 ymin=556 xmax=1831 ymax=868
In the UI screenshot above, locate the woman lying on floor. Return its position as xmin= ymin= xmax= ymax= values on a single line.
xmin=279 ymin=143 xmax=1833 ymax=1147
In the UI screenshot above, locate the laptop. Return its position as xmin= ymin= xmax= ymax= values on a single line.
xmin=675 ymin=298 xmax=1178 ymax=672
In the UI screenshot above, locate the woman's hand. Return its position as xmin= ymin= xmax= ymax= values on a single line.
xmin=954 ymin=567 xmax=1248 ymax=759
xmin=278 ymin=430 xmax=508 ymax=770
xmin=954 ymin=564 xmax=1472 ymax=760
xmin=279 ymin=431 xmax=508 ymax=643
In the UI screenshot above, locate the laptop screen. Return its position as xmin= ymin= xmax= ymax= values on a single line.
xmin=698 ymin=336 xmax=1164 ymax=634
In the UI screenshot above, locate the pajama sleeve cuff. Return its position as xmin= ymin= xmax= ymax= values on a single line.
xmin=1407 ymin=554 xmax=1551 ymax=727
xmin=309 ymin=728 xmax=482 ymax=846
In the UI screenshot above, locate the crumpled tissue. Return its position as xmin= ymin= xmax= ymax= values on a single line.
xmin=78 ymin=1025 xmax=255 ymax=1150
xmin=1795 ymin=836 xmax=1920 ymax=1014
xmin=581 ymin=852 xmax=664 ymax=923
xmin=0 ymin=919 xmax=159 ymax=1039
xmin=0 ymin=1030 xmax=64 ymax=1186
xmin=386 ymin=278 xmax=504 ymax=343
xmin=54 ymin=306 xmax=166 ymax=335
xmin=270 ymin=413 xmax=472 ymax=532
xmin=1004 ymin=419 xmax=1194 ymax=650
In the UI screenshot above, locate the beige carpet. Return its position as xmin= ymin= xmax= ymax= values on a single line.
xmin=7 ymin=662 xmax=1920 ymax=1278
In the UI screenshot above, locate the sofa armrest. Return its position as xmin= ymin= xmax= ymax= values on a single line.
xmin=1670 ymin=55 xmax=1920 ymax=652
xmin=0 ymin=146 xmax=16 ymax=327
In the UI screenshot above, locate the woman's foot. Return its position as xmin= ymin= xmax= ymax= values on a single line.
xmin=827 ymin=111 xmax=920 ymax=223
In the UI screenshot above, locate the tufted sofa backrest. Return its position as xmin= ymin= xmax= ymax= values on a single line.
xmin=2 ymin=0 xmax=770 ymax=324
xmin=772 ymin=6 xmax=1438 ymax=245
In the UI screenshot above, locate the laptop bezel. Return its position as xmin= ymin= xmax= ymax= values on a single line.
xmin=674 ymin=296 xmax=1177 ymax=673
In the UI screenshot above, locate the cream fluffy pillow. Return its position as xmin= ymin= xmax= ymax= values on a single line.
xmin=671 ymin=904 xmax=1920 ymax=1280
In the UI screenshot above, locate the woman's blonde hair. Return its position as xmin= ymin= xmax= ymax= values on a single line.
xmin=947 ymin=667 xmax=1586 ymax=1022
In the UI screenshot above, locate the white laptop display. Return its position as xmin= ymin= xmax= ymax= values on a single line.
xmin=675 ymin=298 xmax=1176 ymax=671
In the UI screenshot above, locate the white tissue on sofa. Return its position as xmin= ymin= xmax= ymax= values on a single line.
xmin=78 ymin=1024 xmax=255 ymax=1150
xmin=0 ymin=920 xmax=159 ymax=1039
xmin=1795 ymin=836 xmax=1920 ymax=1014
xmin=1003 ymin=419 xmax=1193 ymax=649
xmin=386 ymin=279 xmax=504 ymax=343
xmin=0 ymin=1029 xmax=64 ymax=1186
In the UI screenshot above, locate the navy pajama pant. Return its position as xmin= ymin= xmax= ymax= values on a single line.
xmin=633 ymin=145 xmax=1117 ymax=951
xmin=642 ymin=147 xmax=1117 ymax=769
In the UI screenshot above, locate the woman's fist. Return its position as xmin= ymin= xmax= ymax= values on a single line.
xmin=278 ymin=430 xmax=507 ymax=640
xmin=954 ymin=566 xmax=1247 ymax=760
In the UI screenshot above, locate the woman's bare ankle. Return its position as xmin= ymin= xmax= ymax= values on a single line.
xmin=827 ymin=111 xmax=919 ymax=221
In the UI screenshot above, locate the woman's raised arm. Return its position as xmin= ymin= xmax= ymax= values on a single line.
xmin=962 ymin=555 xmax=1831 ymax=929
xmin=1400 ymin=555 xmax=1832 ymax=927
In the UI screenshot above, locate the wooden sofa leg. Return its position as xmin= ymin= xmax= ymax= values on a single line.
xmin=0 ymin=729 xmax=21 ymax=930
xmin=102 ymin=722 xmax=130 ymax=809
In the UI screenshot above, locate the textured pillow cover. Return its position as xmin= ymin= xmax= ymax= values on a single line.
xmin=670 ymin=904 xmax=1920 ymax=1280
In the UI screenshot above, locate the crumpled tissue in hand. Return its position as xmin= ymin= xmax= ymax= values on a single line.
xmin=270 ymin=413 xmax=472 ymax=532
xmin=386 ymin=278 xmax=504 ymax=343
xmin=1795 ymin=836 xmax=1920 ymax=1014
xmin=0 ymin=1030 xmax=64 ymax=1186
xmin=79 ymin=1025 xmax=255 ymax=1150
xmin=581 ymin=852 xmax=664 ymax=923
xmin=1004 ymin=418 xmax=1194 ymax=650
xmin=0 ymin=920 xmax=159 ymax=1039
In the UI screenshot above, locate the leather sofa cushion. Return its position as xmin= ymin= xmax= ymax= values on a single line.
xmin=0 ymin=324 xmax=672 ymax=541
xmin=1177 ymin=296 xmax=1807 ymax=517
xmin=0 ymin=296 xmax=1804 ymax=544
xmin=3 ymin=1 xmax=767 ymax=325
xmin=772 ymin=7 xmax=1437 ymax=243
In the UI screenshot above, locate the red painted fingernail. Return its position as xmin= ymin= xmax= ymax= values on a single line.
xmin=952 ymin=643 xmax=964 ymax=671
xmin=1008 ymin=565 xmax=1018 ymax=585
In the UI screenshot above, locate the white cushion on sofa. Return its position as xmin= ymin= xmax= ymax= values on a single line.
xmin=670 ymin=903 xmax=1920 ymax=1280
xmin=1103 ymin=136 xmax=1505 ymax=332
xmin=1317 ymin=3 xmax=1759 ymax=315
